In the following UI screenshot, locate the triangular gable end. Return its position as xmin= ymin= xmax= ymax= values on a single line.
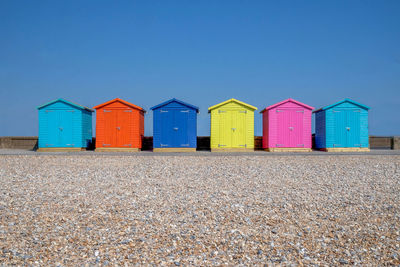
xmin=93 ymin=98 xmax=146 ymax=112
xmin=313 ymin=99 xmax=370 ymax=113
xmin=150 ymin=98 xmax=199 ymax=112
xmin=208 ymin=98 xmax=257 ymax=113
xmin=37 ymin=98 xmax=94 ymax=112
xmin=260 ymin=98 xmax=314 ymax=113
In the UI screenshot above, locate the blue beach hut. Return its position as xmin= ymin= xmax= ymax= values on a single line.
xmin=37 ymin=98 xmax=94 ymax=151
xmin=151 ymin=98 xmax=199 ymax=152
xmin=313 ymin=99 xmax=370 ymax=152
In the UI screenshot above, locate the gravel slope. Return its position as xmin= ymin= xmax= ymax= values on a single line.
xmin=0 ymin=155 xmax=399 ymax=265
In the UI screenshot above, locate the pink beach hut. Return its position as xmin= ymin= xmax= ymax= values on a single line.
xmin=260 ymin=98 xmax=314 ymax=152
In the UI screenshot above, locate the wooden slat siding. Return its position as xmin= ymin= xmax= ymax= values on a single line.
xmin=210 ymin=101 xmax=255 ymax=149
xmin=210 ymin=109 xmax=219 ymax=149
xmin=38 ymin=100 xmax=90 ymax=148
xmin=82 ymin=110 xmax=93 ymax=148
xmin=94 ymin=100 xmax=143 ymax=149
xmin=262 ymin=111 xmax=268 ymax=148
xmin=369 ymin=136 xmax=392 ymax=149
xmin=304 ymin=107 xmax=313 ymax=148
xmin=38 ymin=109 xmax=48 ymax=148
xmin=393 ymin=137 xmax=400 ymax=150
xmin=360 ymin=108 xmax=369 ymax=147
xmin=325 ymin=109 xmax=336 ymax=148
xmin=268 ymin=107 xmax=278 ymax=148
xmin=315 ymin=111 xmax=326 ymax=148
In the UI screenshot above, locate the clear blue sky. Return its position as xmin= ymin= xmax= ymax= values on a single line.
xmin=1 ymin=0 xmax=399 ymax=136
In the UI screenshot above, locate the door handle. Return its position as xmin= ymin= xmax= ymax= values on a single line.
xmin=173 ymin=127 xmax=179 ymax=131
xmin=232 ymin=128 xmax=236 ymax=131
xmin=59 ymin=127 xmax=63 ymax=131
xmin=289 ymin=127 xmax=294 ymax=131
xmin=116 ymin=127 xmax=120 ymax=130
xmin=346 ymin=127 xmax=350 ymax=131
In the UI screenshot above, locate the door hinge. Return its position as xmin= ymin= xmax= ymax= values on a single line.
xmin=239 ymin=110 xmax=247 ymax=113
xmin=218 ymin=110 xmax=226 ymax=113
xmin=354 ymin=110 xmax=361 ymax=112
xmin=104 ymin=110 xmax=112 ymax=113
xmin=45 ymin=144 xmax=53 ymax=146
xmin=218 ymin=144 xmax=226 ymax=147
xmin=66 ymin=110 xmax=75 ymax=112
xmin=66 ymin=144 xmax=74 ymax=146
xmin=45 ymin=110 xmax=54 ymax=113
xmin=332 ymin=110 xmax=340 ymax=113
xmin=160 ymin=144 xmax=168 ymax=146
xmin=160 ymin=110 xmax=168 ymax=113
xmin=124 ymin=110 xmax=132 ymax=112
xmin=180 ymin=110 xmax=189 ymax=113
xmin=276 ymin=110 xmax=284 ymax=113
xmin=296 ymin=110 xmax=304 ymax=113
xmin=123 ymin=144 xmax=132 ymax=146
xmin=239 ymin=144 xmax=247 ymax=147
xmin=103 ymin=144 xmax=111 ymax=146
xmin=276 ymin=144 xmax=283 ymax=147
xmin=181 ymin=144 xmax=189 ymax=146
xmin=297 ymin=144 xmax=304 ymax=147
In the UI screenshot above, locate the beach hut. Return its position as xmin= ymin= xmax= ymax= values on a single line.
xmin=151 ymin=98 xmax=199 ymax=152
xmin=37 ymin=98 xmax=93 ymax=151
xmin=208 ymin=98 xmax=257 ymax=152
xmin=93 ymin=98 xmax=145 ymax=152
xmin=314 ymin=99 xmax=370 ymax=152
xmin=261 ymin=98 xmax=314 ymax=152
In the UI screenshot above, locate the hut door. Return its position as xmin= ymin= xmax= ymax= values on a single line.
xmin=333 ymin=109 xmax=348 ymax=147
xmin=276 ymin=109 xmax=289 ymax=147
xmin=346 ymin=109 xmax=361 ymax=147
xmin=116 ymin=110 xmax=132 ymax=147
xmin=333 ymin=109 xmax=361 ymax=147
xmin=218 ymin=110 xmax=231 ymax=148
xmin=46 ymin=110 xmax=74 ymax=147
xmin=174 ymin=109 xmax=189 ymax=147
xmin=103 ymin=110 xmax=117 ymax=147
xmin=289 ymin=110 xmax=304 ymax=147
xmin=231 ymin=110 xmax=247 ymax=148
xmin=46 ymin=110 xmax=59 ymax=147
xmin=160 ymin=109 xmax=173 ymax=147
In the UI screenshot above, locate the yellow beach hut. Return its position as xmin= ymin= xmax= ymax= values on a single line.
xmin=208 ymin=98 xmax=257 ymax=152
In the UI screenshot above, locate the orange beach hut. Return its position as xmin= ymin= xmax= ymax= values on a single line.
xmin=93 ymin=98 xmax=145 ymax=151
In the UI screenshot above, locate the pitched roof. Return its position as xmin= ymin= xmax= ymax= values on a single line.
xmin=150 ymin=98 xmax=199 ymax=112
xmin=208 ymin=98 xmax=257 ymax=113
xmin=260 ymin=98 xmax=314 ymax=113
xmin=313 ymin=98 xmax=370 ymax=113
xmin=37 ymin=98 xmax=94 ymax=112
xmin=93 ymin=98 xmax=146 ymax=112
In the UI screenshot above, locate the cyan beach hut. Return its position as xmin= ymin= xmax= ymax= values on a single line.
xmin=37 ymin=98 xmax=93 ymax=151
xmin=261 ymin=98 xmax=314 ymax=152
xmin=314 ymin=99 xmax=370 ymax=152
xmin=151 ymin=98 xmax=199 ymax=152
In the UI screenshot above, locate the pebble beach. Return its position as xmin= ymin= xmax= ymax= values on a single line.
xmin=0 ymin=154 xmax=399 ymax=265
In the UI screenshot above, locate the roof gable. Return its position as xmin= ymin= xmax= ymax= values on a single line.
xmin=93 ymin=98 xmax=145 ymax=112
xmin=150 ymin=98 xmax=199 ymax=112
xmin=208 ymin=98 xmax=257 ymax=113
xmin=260 ymin=98 xmax=314 ymax=113
xmin=37 ymin=98 xmax=94 ymax=112
xmin=313 ymin=99 xmax=370 ymax=113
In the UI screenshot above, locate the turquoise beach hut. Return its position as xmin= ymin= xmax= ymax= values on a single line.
xmin=313 ymin=99 xmax=370 ymax=152
xmin=37 ymin=98 xmax=94 ymax=151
